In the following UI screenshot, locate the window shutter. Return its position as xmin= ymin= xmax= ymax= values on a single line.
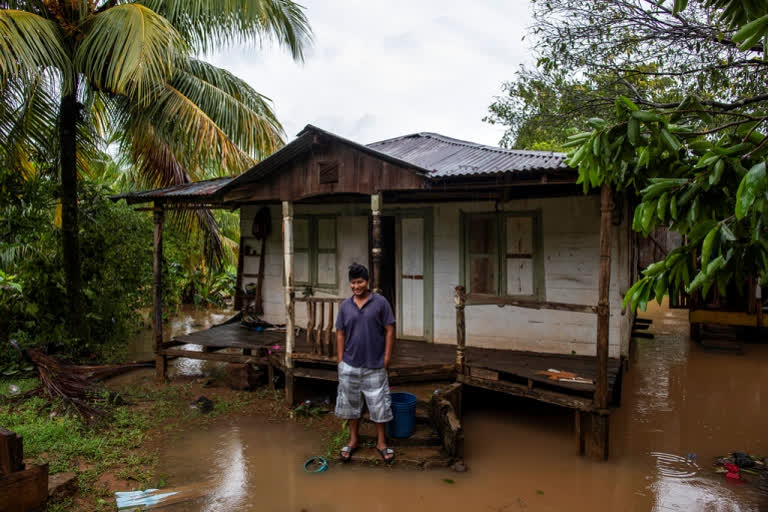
xmin=505 ymin=215 xmax=534 ymax=296
xmin=466 ymin=215 xmax=497 ymax=294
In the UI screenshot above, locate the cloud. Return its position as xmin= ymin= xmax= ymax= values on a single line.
xmin=208 ymin=0 xmax=534 ymax=146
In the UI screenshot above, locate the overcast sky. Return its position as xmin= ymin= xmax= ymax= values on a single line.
xmin=209 ymin=1 xmax=534 ymax=147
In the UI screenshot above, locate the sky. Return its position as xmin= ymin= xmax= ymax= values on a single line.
xmin=209 ymin=1 xmax=535 ymax=147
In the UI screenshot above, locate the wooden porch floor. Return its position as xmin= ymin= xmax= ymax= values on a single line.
xmin=162 ymin=323 xmax=621 ymax=411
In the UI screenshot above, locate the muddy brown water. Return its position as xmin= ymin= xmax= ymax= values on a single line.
xmin=136 ymin=303 xmax=767 ymax=511
xmin=125 ymin=305 xmax=233 ymax=378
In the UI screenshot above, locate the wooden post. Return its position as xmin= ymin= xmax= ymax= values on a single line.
xmin=454 ymin=286 xmax=466 ymax=374
xmin=282 ymin=201 xmax=295 ymax=405
xmin=234 ymin=235 xmax=245 ymax=311
xmin=371 ymin=193 xmax=382 ymax=294
xmin=589 ymin=183 xmax=614 ymax=460
xmin=153 ymin=206 xmax=167 ymax=382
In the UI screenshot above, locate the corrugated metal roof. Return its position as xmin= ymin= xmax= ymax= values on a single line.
xmin=112 ymin=126 xmax=570 ymax=204
xmin=111 ymin=177 xmax=234 ymax=204
xmin=368 ymin=132 xmax=567 ymax=178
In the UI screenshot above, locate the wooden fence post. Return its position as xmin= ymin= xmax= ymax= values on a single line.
xmin=234 ymin=235 xmax=245 ymax=311
xmin=282 ymin=201 xmax=295 ymax=405
xmin=371 ymin=193 xmax=382 ymax=294
xmin=587 ymin=183 xmax=614 ymax=459
xmin=153 ymin=205 xmax=167 ymax=382
xmin=454 ymin=285 xmax=466 ymax=374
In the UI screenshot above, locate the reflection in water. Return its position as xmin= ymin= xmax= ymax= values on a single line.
xmin=126 ymin=305 xmax=232 ymax=377
xmin=153 ymin=302 xmax=767 ymax=511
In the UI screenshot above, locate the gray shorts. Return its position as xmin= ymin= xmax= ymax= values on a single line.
xmin=335 ymin=361 xmax=393 ymax=423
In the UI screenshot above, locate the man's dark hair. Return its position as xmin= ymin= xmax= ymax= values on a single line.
xmin=348 ymin=263 xmax=369 ymax=282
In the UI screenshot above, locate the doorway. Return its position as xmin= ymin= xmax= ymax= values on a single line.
xmin=379 ymin=216 xmax=397 ymax=312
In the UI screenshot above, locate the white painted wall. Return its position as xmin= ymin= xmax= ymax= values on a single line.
xmin=240 ymin=194 xmax=631 ymax=358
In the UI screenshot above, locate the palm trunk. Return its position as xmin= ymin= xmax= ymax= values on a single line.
xmin=59 ymin=81 xmax=85 ymax=339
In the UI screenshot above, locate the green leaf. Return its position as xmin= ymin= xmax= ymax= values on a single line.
xmin=617 ymin=95 xmax=639 ymax=112
xmin=654 ymin=273 xmax=668 ymax=305
xmin=657 ymin=192 xmax=668 ymax=221
xmin=732 ymin=14 xmax=768 ymax=50
xmin=673 ymin=0 xmax=688 ymax=14
xmin=701 ymin=225 xmax=719 ymax=268
xmin=660 ymin=128 xmax=680 ymax=153
xmin=631 ymin=111 xmax=661 ymax=123
xmin=735 ymin=161 xmax=766 ymax=219
xmin=670 ymin=194 xmax=678 ymax=220
xmin=710 ymin=159 xmax=725 ymax=186
xmin=628 ymin=118 xmax=640 ymax=146
xmin=643 ymin=261 xmax=666 ymax=276
xmin=720 ymin=224 xmax=736 ymax=242
xmin=642 ymin=199 xmax=656 ymax=233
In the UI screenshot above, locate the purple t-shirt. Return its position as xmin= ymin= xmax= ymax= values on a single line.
xmin=335 ymin=293 xmax=396 ymax=369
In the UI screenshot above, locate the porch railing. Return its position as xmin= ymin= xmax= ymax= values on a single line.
xmin=295 ymin=296 xmax=344 ymax=357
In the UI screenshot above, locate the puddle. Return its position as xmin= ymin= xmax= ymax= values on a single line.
xmin=150 ymin=303 xmax=767 ymax=511
xmin=122 ymin=305 xmax=233 ymax=379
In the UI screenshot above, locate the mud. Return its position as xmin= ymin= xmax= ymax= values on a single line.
xmin=146 ymin=302 xmax=766 ymax=511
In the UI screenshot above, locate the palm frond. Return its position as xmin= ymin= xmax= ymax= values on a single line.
xmin=0 ymin=10 xmax=70 ymax=88
xmin=75 ymin=4 xmax=187 ymax=102
xmin=140 ymin=0 xmax=312 ymax=59
xmin=0 ymin=74 xmax=60 ymax=175
xmin=157 ymin=58 xmax=284 ymax=166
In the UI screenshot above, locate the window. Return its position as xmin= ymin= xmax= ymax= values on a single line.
xmin=294 ymin=215 xmax=337 ymax=289
xmin=462 ymin=211 xmax=543 ymax=299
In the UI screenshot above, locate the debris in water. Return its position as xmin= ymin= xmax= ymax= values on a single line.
xmin=189 ymin=396 xmax=214 ymax=414
xmin=715 ymin=453 xmax=766 ymax=485
xmin=536 ymin=489 xmax=545 ymax=495
xmin=442 ymin=478 xmax=455 ymax=484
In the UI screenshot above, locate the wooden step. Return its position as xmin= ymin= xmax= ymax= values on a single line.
xmin=358 ymin=420 xmax=441 ymax=447
xmin=346 ymin=446 xmax=451 ymax=469
xmin=292 ymin=367 xmax=338 ymax=381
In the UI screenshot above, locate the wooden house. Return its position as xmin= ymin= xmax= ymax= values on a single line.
xmin=116 ymin=125 xmax=638 ymax=459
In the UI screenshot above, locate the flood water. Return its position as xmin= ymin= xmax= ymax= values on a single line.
xmin=150 ymin=302 xmax=767 ymax=511
xmin=126 ymin=305 xmax=232 ymax=377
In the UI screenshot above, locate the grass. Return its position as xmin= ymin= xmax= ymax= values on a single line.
xmin=323 ymin=419 xmax=350 ymax=459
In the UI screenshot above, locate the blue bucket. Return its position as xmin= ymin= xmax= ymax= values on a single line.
xmin=387 ymin=392 xmax=418 ymax=438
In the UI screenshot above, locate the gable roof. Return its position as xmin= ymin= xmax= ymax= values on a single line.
xmin=369 ymin=132 xmax=567 ymax=178
xmin=112 ymin=125 xmax=571 ymax=205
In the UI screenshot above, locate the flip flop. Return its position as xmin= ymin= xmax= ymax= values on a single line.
xmin=378 ymin=447 xmax=395 ymax=464
xmin=339 ymin=445 xmax=357 ymax=462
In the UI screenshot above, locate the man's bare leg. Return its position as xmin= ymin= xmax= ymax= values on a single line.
xmin=375 ymin=422 xmax=393 ymax=461
xmin=348 ymin=418 xmax=360 ymax=448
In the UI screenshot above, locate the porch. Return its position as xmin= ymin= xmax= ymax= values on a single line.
xmin=159 ymin=321 xmax=622 ymax=412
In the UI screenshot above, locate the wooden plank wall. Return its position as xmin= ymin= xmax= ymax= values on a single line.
xmin=227 ymin=140 xmax=425 ymax=202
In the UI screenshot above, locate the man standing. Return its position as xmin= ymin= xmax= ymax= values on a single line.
xmin=335 ymin=263 xmax=396 ymax=463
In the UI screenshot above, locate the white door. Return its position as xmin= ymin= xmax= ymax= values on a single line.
xmin=397 ymin=212 xmax=432 ymax=340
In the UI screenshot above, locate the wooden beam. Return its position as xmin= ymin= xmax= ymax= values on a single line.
xmin=152 ymin=205 xmax=166 ymax=383
xmin=465 ymin=294 xmax=597 ymax=314
xmin=0 ymin=429 xmax=23 ymax=475
xmin=457 ymin=374 xmax=593 ymax=411
xmin=161 ymin=348 xmax=265 ymax=364
xmin=282 ymin=200 xmax=296 ymax=405
xmin=454 ymin=286 xmax=466 ymax=373
xmin=0 ymin=463 xmax=48 ymax=512
xmin=595 ymin=184 xmax=613 ymax=410
xmin=371 ymin=193 xmax=382 ymax=293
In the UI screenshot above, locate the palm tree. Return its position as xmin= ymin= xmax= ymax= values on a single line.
xmin=0 ymin=1 xmax=311 ymax=337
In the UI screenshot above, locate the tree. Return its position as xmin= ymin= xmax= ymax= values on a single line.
xmin=485 ymin=67 xmax=678 ymax=150
xmin=0 ymin=1 xmax=312 ymax=337
xmin=486 ymin=0 xmax=767 ymax=150
xmin=560 ymin=0 xmax=768 ymax=309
